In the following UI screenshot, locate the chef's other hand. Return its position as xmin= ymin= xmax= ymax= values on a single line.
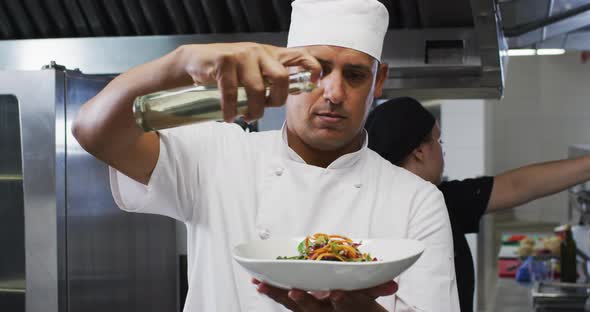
xmin=252 ymin=278 xmax=397 ymax=312
xmin=177 ymin=42 xmax=321 ymax=123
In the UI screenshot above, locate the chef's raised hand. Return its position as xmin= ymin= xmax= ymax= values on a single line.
xmin=252 ymin=278 xmax=397 ymax=312
xmin=177 ymin=43 xmax=322 ymax=123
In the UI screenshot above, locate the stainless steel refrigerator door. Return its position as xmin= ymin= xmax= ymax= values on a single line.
xmin=64 ymin=70 xmax=177 ymax=312
xmin=0 ymin=69 xmax=178 ymax=312
xmin=0 ymin=94 xmax=25 ymax=311
xmin=0 ymin=70 xmax=64 ymax=312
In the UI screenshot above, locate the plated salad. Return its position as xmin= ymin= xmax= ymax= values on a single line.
xmin=277 ymin=233 xmax=377 ymax=262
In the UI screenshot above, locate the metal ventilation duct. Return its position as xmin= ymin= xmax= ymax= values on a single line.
xmin=500 ymin=0 xmax=590 ymax=50
xmin=0 ymin=0 xmax=472 ymax=39
xmin=0 ymin=0 xmax=505 ymax=99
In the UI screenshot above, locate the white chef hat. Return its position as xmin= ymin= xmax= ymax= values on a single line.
xmin=287 ymin=0 xmax=389 ymax=60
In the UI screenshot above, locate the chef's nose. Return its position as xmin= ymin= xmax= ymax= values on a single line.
xmin=320 ymin=71 xmax=346 ymax=105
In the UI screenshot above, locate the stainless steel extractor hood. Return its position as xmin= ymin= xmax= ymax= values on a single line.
xmin=500 ymin=0 xmax=590 ymax=51
xmin=0 ymin=0 xmax=506 ymax=99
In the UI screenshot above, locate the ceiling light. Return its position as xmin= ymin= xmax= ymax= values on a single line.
xmin=506 ymin=49 xmax=566 ymax=56
xmin=536 ymin=49 xmax=566 ymax=55
xmin=507 ymin=49 xmax=536 ymax=56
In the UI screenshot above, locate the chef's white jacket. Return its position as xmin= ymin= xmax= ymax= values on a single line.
xmin=110 ymin=121 xmax=459 ymax=311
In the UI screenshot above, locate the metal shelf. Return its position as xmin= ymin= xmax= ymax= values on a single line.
xmin=0 ymin=174 xmax=22 ymax=181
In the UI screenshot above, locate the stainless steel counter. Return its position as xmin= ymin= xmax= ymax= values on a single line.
xmin=493 ymin=278 xmax=590 ymax=312
xmin=493 ymin=278 xmax=533 ymax=312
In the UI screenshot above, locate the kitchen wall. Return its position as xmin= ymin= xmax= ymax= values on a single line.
xmin=488 ymin=53 xmax=590 ymax=224
xmin=440 ymin=100 xmax=489 ymax=180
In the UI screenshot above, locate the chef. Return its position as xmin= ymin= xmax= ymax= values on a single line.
xmin=366 ymin=96 xmax=590 ymax=312
xmin=72 ymin=0 xmax=459 ymax=311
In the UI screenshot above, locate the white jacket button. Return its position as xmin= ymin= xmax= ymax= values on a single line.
xmin=258 ymin=228 xmax=270 ymax=240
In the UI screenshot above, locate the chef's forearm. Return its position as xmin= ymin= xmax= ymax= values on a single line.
xmin=488 ymin=155 xmax=590 ymax=212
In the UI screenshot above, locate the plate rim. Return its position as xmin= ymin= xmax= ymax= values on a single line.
xmin=232 ymin=238 xmax=425 ymax=266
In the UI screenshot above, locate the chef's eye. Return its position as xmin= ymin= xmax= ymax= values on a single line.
xmin=319 ymin=63 xmax=332 ymax=77
xmin=344 ymin=71 xmax=369 ymax=85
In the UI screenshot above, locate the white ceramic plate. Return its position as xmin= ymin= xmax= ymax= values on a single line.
xmin=232 ymin=238 xmax=424 ymax=291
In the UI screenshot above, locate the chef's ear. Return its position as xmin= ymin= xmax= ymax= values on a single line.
xmin=411 ymin=144 xmax=427 ymax=163
xmin=373 ymin=62 xmax=389 ymax=98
